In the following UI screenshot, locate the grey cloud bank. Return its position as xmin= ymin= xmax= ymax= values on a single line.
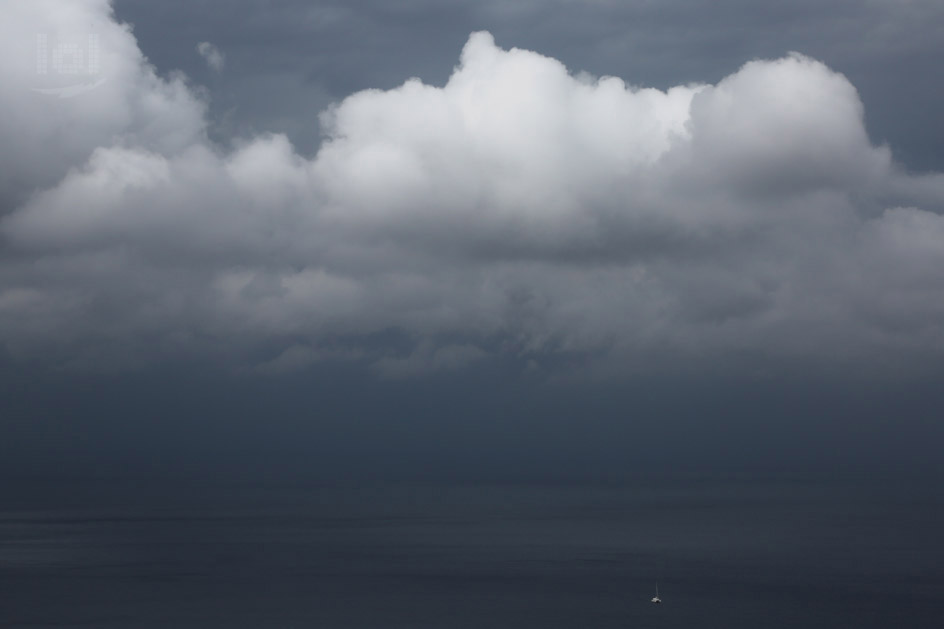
xmin=2 ymin=1 xmax=944 ymax=378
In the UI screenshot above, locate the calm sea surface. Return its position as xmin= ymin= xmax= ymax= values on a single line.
xmin=1 ymin=479 xmax=942 ymax=628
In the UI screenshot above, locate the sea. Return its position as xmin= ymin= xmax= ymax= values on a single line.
xmin=1 ymin=478 xmax=942 ymax=628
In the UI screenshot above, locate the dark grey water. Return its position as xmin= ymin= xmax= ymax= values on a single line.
xmin=1 ymin=480 xmax=942 ymax=628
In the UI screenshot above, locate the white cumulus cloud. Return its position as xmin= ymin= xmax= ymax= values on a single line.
xmin=0 ymin=0 xmax=205 ymax=207
xmin=1 ymin=2 xmax=944 ymax=377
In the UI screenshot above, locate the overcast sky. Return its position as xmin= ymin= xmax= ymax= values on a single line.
xmin=2 ymin=0 xmax=943 ymax=482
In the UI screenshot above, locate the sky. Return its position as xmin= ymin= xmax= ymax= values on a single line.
xmin=2 ymin=0 xmax=944 ymax=483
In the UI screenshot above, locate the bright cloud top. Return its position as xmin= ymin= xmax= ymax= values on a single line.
xmin=2 ymin=1 xmax=944 ymax=375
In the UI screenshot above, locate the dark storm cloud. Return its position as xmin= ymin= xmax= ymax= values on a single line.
xmin=2 ymin=0 xmax=944 ymax=379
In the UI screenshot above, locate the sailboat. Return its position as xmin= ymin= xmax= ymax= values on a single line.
xmin=651 ymin=583 xmax=662 ymax=604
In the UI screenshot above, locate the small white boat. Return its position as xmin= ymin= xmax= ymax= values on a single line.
xmin=651 ymin=583 xmax=662 ymax=604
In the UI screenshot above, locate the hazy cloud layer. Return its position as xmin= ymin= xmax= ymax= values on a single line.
xmin=2 ymin=1 xmax=944 ymax=376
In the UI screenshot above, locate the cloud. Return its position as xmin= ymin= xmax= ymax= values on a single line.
xmin=196 ymin=41 xmax=225 ymax=72
xmin=1 ymin=2 xmax=944 ymax=377
xmin=0 ymin=0 xmax=205 ymax=208
xmin=372 ymin=342 xmax=487 ymax=379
